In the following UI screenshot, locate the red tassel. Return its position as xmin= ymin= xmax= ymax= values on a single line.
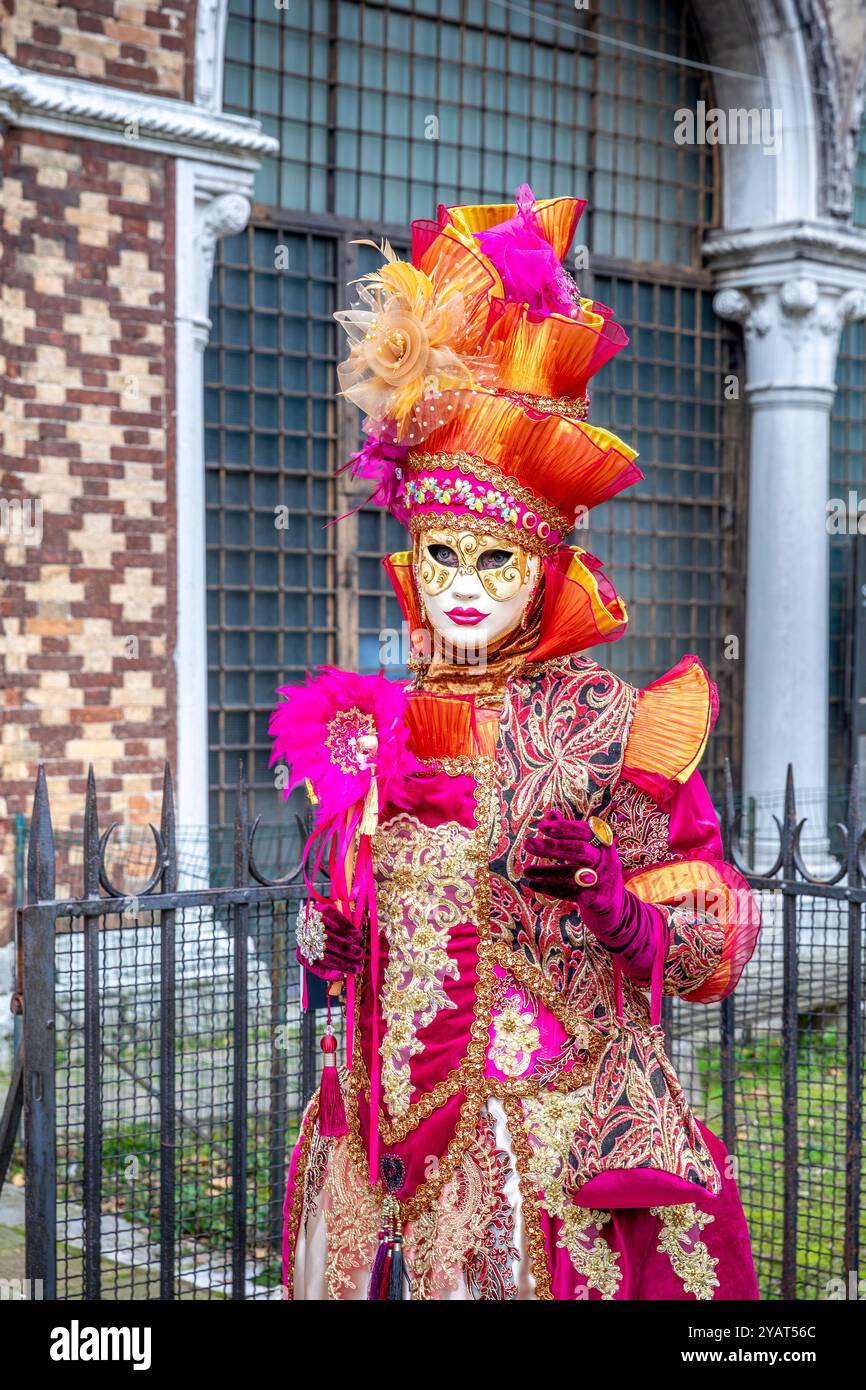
xmin=317 ymin=1025 xmax=347 ymax=1138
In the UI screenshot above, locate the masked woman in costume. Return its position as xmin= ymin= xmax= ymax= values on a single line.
xmin=273 ymin=188 xmax=761 ymax=1301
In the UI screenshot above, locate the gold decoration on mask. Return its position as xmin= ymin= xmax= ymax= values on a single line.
xmin=416 ymin=526 xmax=534 ymax=604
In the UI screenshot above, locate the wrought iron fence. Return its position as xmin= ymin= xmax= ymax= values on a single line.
xmin=0 ymin=763 xmax=329 ymax=1300
xmin=0 ymin=760 xmax=863 ymax=1300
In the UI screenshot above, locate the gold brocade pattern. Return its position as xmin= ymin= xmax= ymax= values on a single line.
xmin=651 ymin=1204 xmax=720 ymax=1301
xmin=373 ymin=814 xmax=478 ymax=1118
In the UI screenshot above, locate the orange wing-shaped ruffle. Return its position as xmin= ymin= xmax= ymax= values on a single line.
xmin=622 ymin=655 xmax=718 ymax=804
xmin=627 ymin=858 xmax=760 ymax=1004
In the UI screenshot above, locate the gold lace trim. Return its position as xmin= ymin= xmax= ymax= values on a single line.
xmin=409 ymin=510 xmax=553 ymax=557
xmin=651 ymin=1203 xmax=720 ymax=1301
xmin=283 ymin=1092 xmax=319 ymax=1299
xmin=504 ymin=390 xmax=589 ymax=423
xmin=556 ymin=1208 xmax=622 ymax=1299
xmin=503 ymin=1095 xmax=553 ymax=1299
xmin=323 ymin=1140 xmax=382 ymax=1300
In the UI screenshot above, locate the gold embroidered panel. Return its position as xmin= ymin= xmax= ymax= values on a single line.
xmin=373 ymin=812 xmax=483 ymax=1119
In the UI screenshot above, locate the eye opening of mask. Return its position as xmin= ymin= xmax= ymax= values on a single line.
xmin=476 ymin=547 xmax=515 ymax=572
xmin=426 ymin=542 xmax=459 ymax=567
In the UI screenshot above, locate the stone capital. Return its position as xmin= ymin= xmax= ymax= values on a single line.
xmin=705 ymin=220 xmax=866 ymax=401
xmin=712 ymin=275 xmax=866 ymax=401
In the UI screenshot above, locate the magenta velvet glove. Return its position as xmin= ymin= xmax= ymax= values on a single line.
xmin=295 ymin=900 xmax=365 ymax=982
xmin=524 ymin=815 xmax=667 ymax=980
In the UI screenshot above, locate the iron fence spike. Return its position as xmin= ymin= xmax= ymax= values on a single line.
xmin=83 ymin=764 xmax=100 ymax=898
xmin=27 ymin=764 xmax=55 ymax=904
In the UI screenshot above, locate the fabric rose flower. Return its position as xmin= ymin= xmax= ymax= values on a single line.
xmin=334 ymin=239 xmax=490 ymax=444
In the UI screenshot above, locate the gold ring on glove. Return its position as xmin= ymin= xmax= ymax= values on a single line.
xmin=574 ymin=867 xmax=599 ymax=888
xmin=587 ymin=816 xmax=613 ymax=848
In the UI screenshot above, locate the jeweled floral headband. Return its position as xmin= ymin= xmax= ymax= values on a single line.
xmin=404 ymin=449 xmax=570 ymax=555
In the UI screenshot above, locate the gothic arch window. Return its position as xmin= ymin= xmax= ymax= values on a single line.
xmin=204 ymin=0 xmax=745 ymax=827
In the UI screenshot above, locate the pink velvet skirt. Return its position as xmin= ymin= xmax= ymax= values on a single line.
xmin=283 ymin=1100 xmax=758 ymax=1301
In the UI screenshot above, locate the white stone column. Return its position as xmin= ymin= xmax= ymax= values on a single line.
xmin=708 ymin=225 xmax=866 ymax=849
xmin=174 ymin=163 xmax=253 ymax=847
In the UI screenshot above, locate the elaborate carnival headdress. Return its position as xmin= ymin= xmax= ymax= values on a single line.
xmin=334 ymin=185 xmax=642 ymax=660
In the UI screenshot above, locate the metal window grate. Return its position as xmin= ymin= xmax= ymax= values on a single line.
xmin=224 ymin=0 xmax=717 ymax=262
xmin=829 ymin=319 xmax=866 ymax=809
xmin=586 ymin=273 xmax=747 ymax=790
xmin=854 ymin=114 xmax=866 ymax=228
xmin=207 ymin=0 xmax=744 ymax=813
xmin=204 ymin=225 xmax=340 ymax=827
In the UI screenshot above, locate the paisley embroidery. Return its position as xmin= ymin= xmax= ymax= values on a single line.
xmin=568 ymin=1027 xmax=722 ymax=1193
xmin=490 ymin=999 xmax=541 ymax=1077
xmin=373 ymin=813 xmax=478 ymax=1118
xmin=652 ymin=1203 xmax=720 ymax=1300
xmin=607 ymin=781 xmax=678 ymax=872
xmin=488 ymin=657 xmax=635 ymax=1017
xmin=663 ymin=905 xmax=727 ymax=997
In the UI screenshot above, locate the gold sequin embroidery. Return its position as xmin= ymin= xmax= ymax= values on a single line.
xmin=489 ymin=999 xmax=541 ymax=1078
xmin=556 ymin=1208 xmax=622 ymax=1300
xmin=651 ymin=1203 xmax=720 ymax=1301
xmin=373 ymin=814 xmax=479 ymax=1118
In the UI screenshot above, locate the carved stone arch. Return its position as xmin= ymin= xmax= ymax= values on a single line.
xmin=792 ymin=0 xmax=854 ymax=219
xmin=842 ymin=36 xmax=866 ymax=225
xmin=687 ymin=0 xmax=821 ymax=227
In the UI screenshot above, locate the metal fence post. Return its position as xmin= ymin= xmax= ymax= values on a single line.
xmin=22 ymin=766 xmax=57 ymax=1299
xmin=81 ymin=767 xmax=103 ymax=1299
xmin=844 ymin=766 xmax=863 ymax=1285
xmin=231 ymin=763 xmax=250 ymax=1299
xmin=158 ymin=764 xmax=178 ymax=1300
xmin=720 ymin=761 xmax=738 ymax=1154
xmin=780 ymin=765 xmax=799 ymax=1301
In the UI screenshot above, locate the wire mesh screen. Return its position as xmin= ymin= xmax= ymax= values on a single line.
xmin=204 ymin=225 xmax=339 ymax=829
xmin=51 ymin=895 xmax=342 ymax=1300
xmin=829 ymin=318 xmax=866 ymax=806
xmin=668 ymin=889 xmax=865 ymax=1301
xmin=585 ymin=274 xmax=746 ymax=795
xmin=224 ymin=0 xmax=717 ymax=265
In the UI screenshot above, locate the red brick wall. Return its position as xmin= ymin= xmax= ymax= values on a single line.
xmin=0 ymin=128 xmax=177 ymax=937
xmin=1 ymin=0 xmax=198 ymax=99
